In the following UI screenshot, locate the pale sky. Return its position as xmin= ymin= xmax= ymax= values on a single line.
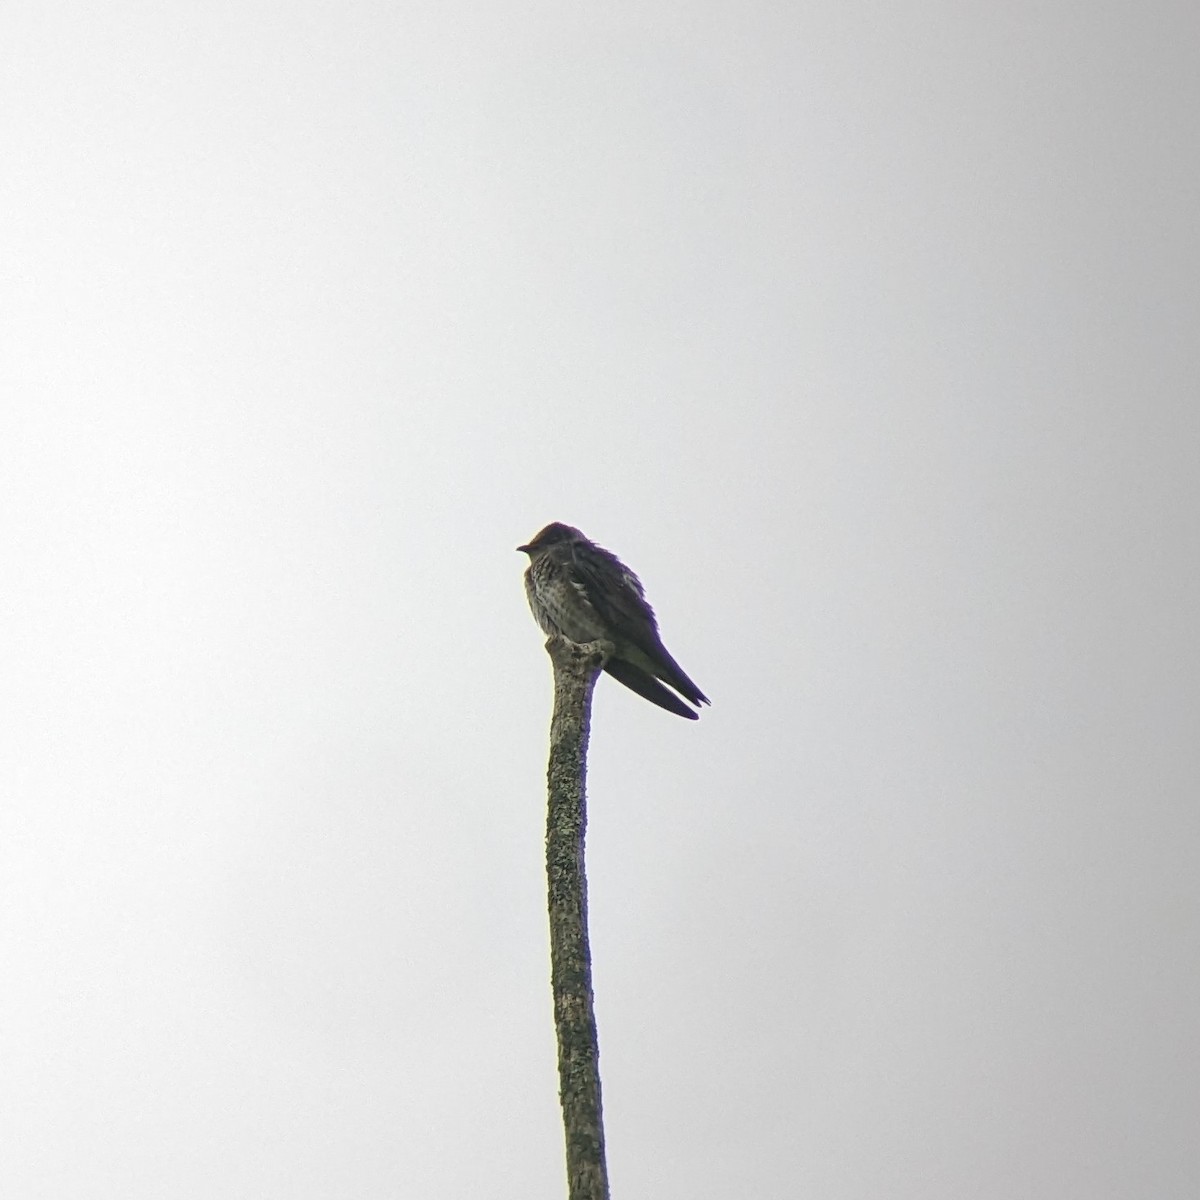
xmin=2 ymin=3 xmax=1197 ymax=1198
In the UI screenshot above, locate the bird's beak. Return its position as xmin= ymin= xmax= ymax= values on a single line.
xmin=516 ymin=544 xmax=531 ymax=554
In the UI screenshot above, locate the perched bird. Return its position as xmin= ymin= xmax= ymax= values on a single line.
xmin=518 ymin=522 xmax=710 ymax=720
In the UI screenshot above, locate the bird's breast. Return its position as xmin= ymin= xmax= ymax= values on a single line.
xmin=527 ymin=567 xmax=607 ymax=643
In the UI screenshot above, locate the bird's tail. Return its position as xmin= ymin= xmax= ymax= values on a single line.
xmin=603 ymin=659 xmax=701 ymax=720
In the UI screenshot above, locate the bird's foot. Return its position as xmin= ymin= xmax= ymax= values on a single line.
xmin=544 ymin=635 xmax=615 ymax=671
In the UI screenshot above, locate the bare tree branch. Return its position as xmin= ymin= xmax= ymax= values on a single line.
xmin=543 ymin=634 xmax=612 ymax=1200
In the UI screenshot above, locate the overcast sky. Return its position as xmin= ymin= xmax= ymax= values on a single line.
xmin=2 ymin=3 xmax=1197 ymax=1198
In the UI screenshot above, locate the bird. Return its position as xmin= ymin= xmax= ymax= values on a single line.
xmin=517 ymin=522 xmax=710 ymax=720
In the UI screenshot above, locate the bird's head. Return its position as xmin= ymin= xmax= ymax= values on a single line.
xmin=517 ymin=522 xmax=583 ymax=555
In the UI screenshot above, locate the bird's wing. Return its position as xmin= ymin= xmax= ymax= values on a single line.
xmin=567 ymin=540 xmax=709 ymax=708
xmin=563 ymin=540 xmax=659 ymax=648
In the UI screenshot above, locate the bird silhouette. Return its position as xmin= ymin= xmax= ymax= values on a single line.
xmin=518 ymin=522 xmax=709 ymax=720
